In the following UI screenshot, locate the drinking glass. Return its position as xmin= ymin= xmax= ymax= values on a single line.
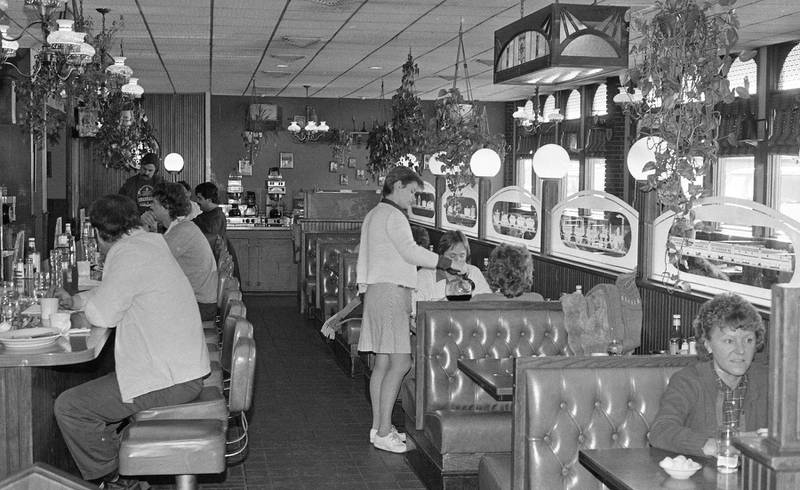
xmin=716 ymin=424 xmax=740 ymax=474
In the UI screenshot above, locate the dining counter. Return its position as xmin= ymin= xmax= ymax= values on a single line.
xmin=0 ymin=322 xmax=114 ymax=479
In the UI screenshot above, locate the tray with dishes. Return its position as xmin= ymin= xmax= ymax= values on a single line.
xmin=0 ymin=327 xmax=61 ymax=349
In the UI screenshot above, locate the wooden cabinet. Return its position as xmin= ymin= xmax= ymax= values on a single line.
xmin=228 ymin=228 xmax=297 ymax=293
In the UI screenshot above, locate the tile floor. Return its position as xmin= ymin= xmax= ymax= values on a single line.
xmin=153 ymin=294 xmax=426 ymax=490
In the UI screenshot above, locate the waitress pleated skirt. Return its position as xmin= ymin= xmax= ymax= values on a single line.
xmin=358 ymin=283 xmax=412 ymax=354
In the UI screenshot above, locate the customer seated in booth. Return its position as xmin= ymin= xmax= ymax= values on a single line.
xmin=471 ymin=243 xmax=544 ymax=301
xmin=648 ymin=293 xmax=768 ymax=457
xmin=149 ymin=182 xmax=219 ymax=322
xmin=415 ymin=230 xmax=491 ymax=301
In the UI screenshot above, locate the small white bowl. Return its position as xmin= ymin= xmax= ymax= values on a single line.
xmin=659 ymin=459 xmax=701 ymax=480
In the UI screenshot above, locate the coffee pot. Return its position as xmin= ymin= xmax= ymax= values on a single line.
xmin=445 ymin=270 xmax=475 ymax=301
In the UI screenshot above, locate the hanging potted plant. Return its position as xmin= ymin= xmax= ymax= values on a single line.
xmin=93 ymin=91 xmax=158 ymax=170
xmin=625 ymin=0 xmax=746 ymax=282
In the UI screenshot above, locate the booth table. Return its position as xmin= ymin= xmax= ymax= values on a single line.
xmin=0 ymin=326 xmax=112 ymax=479
xmin=580 ymin=447 xmax=741 ymax=490
xmin=456 ymin=357 xmax=514 ymax=401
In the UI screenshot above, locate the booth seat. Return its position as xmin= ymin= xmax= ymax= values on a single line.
xmin=315 ymin=237 xmax=359 ymax=322
xmin=296 ymin=227 xmax=360 ymax=318
xmin=403 ymin=300 xmax=570 ymax=489
xmin=478 ymin=356 xmax=697 ymax=490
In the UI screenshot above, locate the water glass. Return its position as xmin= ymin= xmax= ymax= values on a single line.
xmin=717 ymin=425 xmax=740 ymax=474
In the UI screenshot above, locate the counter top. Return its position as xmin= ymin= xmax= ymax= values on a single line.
xmin=227 ymin=226 xmax=292 ymax=231
xmin=0 ymin=325 xmax=110 ymax=368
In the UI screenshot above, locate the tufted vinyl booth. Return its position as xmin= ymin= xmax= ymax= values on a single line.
xmin=478 ymin=355 xmax=698 ymax=490
xmin=315 ymin=237 xmax=359 ymax=321
xmin=331 ymin=252 xmax=363 ymax=377
xmin=402 ymin=300 xmax=570 ymax=487
xmin=298 ymin=229 xmax=360 ymax=317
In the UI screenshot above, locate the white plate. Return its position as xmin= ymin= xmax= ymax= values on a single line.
xmin=0 ymin=327 xmax=61 ymax=349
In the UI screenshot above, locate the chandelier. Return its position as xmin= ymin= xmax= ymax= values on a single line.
xmin=287 ymin=85 xmax=331 ymax=143
xmin=512 ymin=87 xmax=565 ymax=134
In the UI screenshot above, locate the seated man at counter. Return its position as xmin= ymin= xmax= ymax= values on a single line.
xmin=178 ymin=180 xmax=202 ymax=220
xmin=193 ymin=181 xmax=227 ymax=238
xmin=53 ymin=194 xmax=210 ymax=487
xmin=415 ymin=230 xmax=491 ymax=301
xmin=151 ymin=182 xmax=218 ymax=321
xmin=648 ymin=293 xmax=768 ymax=457
xmin=472 ymin=243 xmax=544 ymax=301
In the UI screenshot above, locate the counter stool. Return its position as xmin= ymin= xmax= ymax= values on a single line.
xmin=119 ymin=338 xmax=256 ymax=490
xmin=205 ymin=316 xmax=253 ymax=391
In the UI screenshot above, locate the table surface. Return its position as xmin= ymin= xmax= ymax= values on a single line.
xmin=457 ymin=357 xmax=515 ymax=401
xmin=580 ymin=447 xmax=741 ymax=490
xmin=0 ymin=313 xmax=110 ymax=367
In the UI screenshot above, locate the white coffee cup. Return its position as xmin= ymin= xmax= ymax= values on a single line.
xmin=50 ymin=311 xmax=72 ymax=334
xmin=40 ymin=297 xmax=60 ymax=326
xmin=77 ymin=260 xmax=91 ymax=277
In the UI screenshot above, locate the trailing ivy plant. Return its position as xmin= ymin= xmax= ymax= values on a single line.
xmin=389 ymin=52 xmax=426 ymax=163
xmin=624 ymin=0 xmax=745 ymax=280
xmin=93 ymin=92 xmax=158 ymax=170
xmin=366 ymin=122 xmax=394 ymax=176
xmin=428 ymin=87 xmax=506 ymax=194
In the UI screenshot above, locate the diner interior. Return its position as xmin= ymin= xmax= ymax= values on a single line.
xmin=2 ymin=0 xmax=800 ymax=489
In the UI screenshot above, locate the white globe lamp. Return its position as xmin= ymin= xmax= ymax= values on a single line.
xmin=532 ymin=144 xmax=569 ymax=179
xmin=469 ymin=148 xmax=501 ymax=177
xmin=627 ymin=136 xmax=666 ymax=180
xmin=164 ymin=152 xmax=185 ymax=173
xmin=428 ymin=151 xmax=446 ymax=175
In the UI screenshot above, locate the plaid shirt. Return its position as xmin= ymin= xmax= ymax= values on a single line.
xmin=715 ymin=370 xmax=749 ymax=428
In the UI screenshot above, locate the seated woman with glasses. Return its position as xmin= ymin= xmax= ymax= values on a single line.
xmin=472 ymin=243 xmax=544 ymax=301
xmin=415 ymin=230 xmax=491 ymax=302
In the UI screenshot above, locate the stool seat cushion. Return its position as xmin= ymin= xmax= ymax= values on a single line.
xmin=204 ymin=328 xmax=220 ymax=345
xmin=203 ymin=361 xmax=223 ymax=390
xmin=119 ymin=419 xmax=226 ymax=476
xmin=478 ymin=453 xmax=512 ymax=490
xmin=133 ymin=386 xmax=227 ymax=424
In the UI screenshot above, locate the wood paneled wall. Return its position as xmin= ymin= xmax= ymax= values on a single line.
xmin=76 ymin=93 xmax=206 ymax=210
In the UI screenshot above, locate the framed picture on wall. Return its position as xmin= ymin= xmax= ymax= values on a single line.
xmin=329 ymin=161 xmax=338 ymax=173
xmin=280 ymin=152 xmax=294 ymax=169
xmin=347 ymin=157 xmax=357 ymax=168
xmin=340 ymin=174 xmax=349 ymax=186
xmin=356 ymin=169 xmax=366 ymax=180
xmin=238 ymin=159 xmax=253 ymax=176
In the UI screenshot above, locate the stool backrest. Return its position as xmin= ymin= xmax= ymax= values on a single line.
xmin=228 ymin=336 xmax=256 ymax=413
xmin=217 ymin=275 xmax=240 ymax=308
xmin=222 ymin=290 xmax=243 ymax=319
xmin=223 ymin=316 xmax=254 ymax=372
xmin=225 ymin=299 xmax=247 ymax=326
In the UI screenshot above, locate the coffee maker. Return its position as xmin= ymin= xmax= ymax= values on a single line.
xmin=265 ymin=167 xmax=286 ymax=227
xmin=227 ymin=169 xmax=243 ymax=217
xmin=243 ymin=191 xmax=258 ymax=216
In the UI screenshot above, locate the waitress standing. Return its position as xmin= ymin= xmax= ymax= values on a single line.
xmin=357 ymin=166 xmax=465 ymax=453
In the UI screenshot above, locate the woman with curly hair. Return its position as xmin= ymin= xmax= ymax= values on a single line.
xmin=472 ymin=243 xmax=543 ymax=301
xmin=649 ymin=293 xmax=768 ymax=456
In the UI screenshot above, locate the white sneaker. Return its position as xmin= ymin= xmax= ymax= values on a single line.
xmin=370 ymin=426 xmax=406 ymax=443
xmin=373 ymin=432 xmax=408 ymax=453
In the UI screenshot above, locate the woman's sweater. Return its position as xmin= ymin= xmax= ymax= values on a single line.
xmin=648 ymin=360 xmax=768 ymax=456
xmin=357 ymin=201 xmax=443 ymax=289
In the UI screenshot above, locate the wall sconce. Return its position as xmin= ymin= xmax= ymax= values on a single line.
xmin=627 ymin=136 xmax=666 ymax=180
xmin=469 ymin=148 xmax=501 ymax=177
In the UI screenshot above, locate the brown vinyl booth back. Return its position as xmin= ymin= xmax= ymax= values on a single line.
xmin=316 ymin=237 xmax=359 ymax=320
xmin=510 ymin=356 xmax=697 ymax=490
xmin=412 ymin=301 xmax=570 ymax=431
xmin=339 ymin=252 xmax=359 ymax=311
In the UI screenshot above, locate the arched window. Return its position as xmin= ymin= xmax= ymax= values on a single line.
xmin=542 ymin=95 xmax=556 ymax=119
xmin=778 ymin=43 xmax=800 ymax=91
xmin=727 ymin=58 xmax=757 ymax=95
xmin=565 ymin=90 xmax=581 ymax=120
xmin=591 ymin=84 xmax=607 ymax=116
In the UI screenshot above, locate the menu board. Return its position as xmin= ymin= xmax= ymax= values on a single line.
xmin=651 ymin=196 xmax=800 ymax=307
xmin=409 ymin=179 xmax=436 ymax=226
xmin=549 ymin=190 xmax=639 ymax=272
xmin=485 ymin=186 xmax=542 ymax=252
xmin=440 ymin=184 xmax=479 ymax=237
